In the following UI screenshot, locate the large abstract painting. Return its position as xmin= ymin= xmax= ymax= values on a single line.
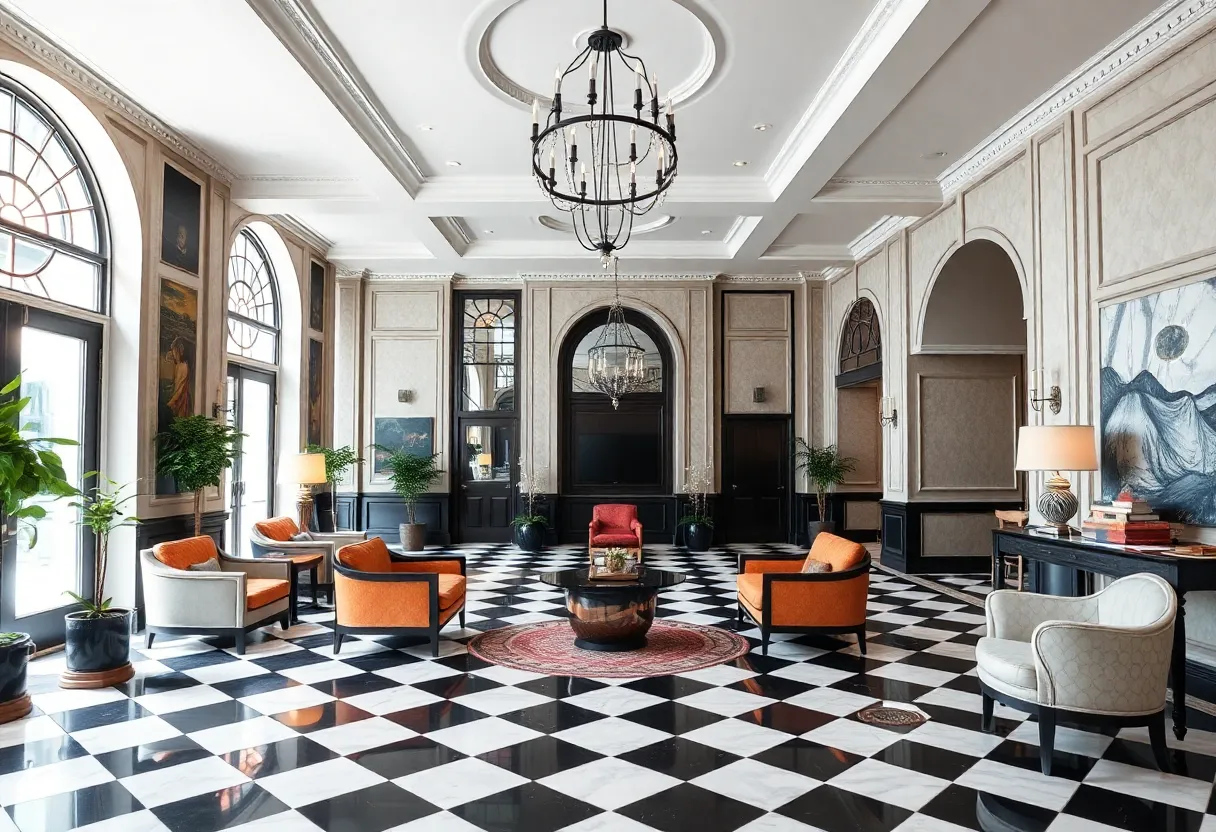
xmin=1100 ymin=277 xmax=1216 ymax=524
xmin=373 ymin=417 xmax=434 ymax=473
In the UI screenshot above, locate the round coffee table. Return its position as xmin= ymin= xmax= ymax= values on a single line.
xmin=539 ymin=567 xmax=686 ymax=651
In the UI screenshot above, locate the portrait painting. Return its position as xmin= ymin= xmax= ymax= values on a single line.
xmin=160 ymin=163 xmax=202 ymax=275
xmin=309 ymin=261 xmax=325 ymax=332
xmin=308 ymin=338 xmax=323 ymax=447
xmin=156 ymin=278 xmax=198 ymax=494
xmin=373 ymin=417 xmax=434 ymax=473
xmin=1100 ymin=277 xmax=1216 ymax=525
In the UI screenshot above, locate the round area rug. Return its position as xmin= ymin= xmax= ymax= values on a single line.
xmin=468 ymin=620 xmax=750 ymax=678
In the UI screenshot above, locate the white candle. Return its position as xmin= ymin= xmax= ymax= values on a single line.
xmin=635 ymin=62 xmax=643 ymax=89
xmin=569 ymin=126 xmax=577 ymax=144
xmin=629 ymin=125 xmax=637 ymax=144
xmin=666 ymin=98 xmax=673 ymax=116
xmin=657 ymin=144 xmax=665 ymax=172
xmin=652 ymin=73 xmax=658 ymax=101
xmin=630 ymin=161 xmax=637 ymax=184
xmin=548 ymin=148 xmax=555 ymax=169
xmin=554 ymin=67 xmax=561 ymax=95
xmin=532 ymin=99 xmax=539 ymax=123
xmin=590 ymin=53 xmax=598 ymax=81
xmin=581 ymin=162 xmax=587 ymax=178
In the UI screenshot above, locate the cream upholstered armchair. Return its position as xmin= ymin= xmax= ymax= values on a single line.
xmin=249 ymin=516 xmax=367 ymax=605
xmin=976 ymin=573 xmax=1176 ymax=775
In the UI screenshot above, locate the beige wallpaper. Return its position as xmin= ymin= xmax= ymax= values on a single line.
xmin=836 ymin=384 xmax=880 ymax=488
xmin=724 ymin=292 xmax=792 ymax=415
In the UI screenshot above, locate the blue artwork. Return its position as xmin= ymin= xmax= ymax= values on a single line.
xmin=373 ymin=417 xmax=434 ymax=473
xmin=1100 ymin=277 xmax=1216 ymax=524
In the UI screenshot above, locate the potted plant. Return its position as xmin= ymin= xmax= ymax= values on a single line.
xmin=793 ymin=439 xmax=856 ymax=543
xmin=376 ymin=447 xmax=443 ymax=551
xmin=511 ymin=460 xmax=548 ymax=553
xmin=0 ymin=374 xmax=77 ymax=720
xmin=155 ymin=414 xmax=242 ymax=536
xmin=305 ymin=444 xmax=362 ymax=532
xmin=62 ymin=476 xmax=140 ymax=687
xmin=680 ymin=463 xmax=714 ymax=552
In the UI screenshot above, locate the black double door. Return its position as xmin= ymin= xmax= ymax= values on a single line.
xmin=456 ymin=418 xmax=516 ymax=542
xmin=722 ymin=417 xmax=790 ymax=543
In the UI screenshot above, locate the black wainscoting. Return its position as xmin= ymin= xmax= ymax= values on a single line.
xmin=134 ymin=509 xmax=228 ymax=631
xmin=558 ymin=495 xmax=679 ymax=545
xmin=333 ymin=492 xmax=359 ymax=532
xmin=794 ymin=492 xmax=883 ymax=546
xmin=326 ymin=492 xmax=452 ymax=545
xmin=880 ymin=499 xmax=1024 ymax=575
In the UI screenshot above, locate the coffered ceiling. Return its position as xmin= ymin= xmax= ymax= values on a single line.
xmin=0 ymin=0 xmax=1166 ymax=276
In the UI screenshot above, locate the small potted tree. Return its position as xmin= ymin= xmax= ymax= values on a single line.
xmin=155 ymin=414 xmax=242 ymax=537
xmin=62 ymin=476 xmax=140 ymax=688
xmin=512 ymin=461 xmax=548 ymax=553
xmin=305 ymin=444 xmax=362 ymax=532
xmin=0 ymin=374 xmax=77 ymax=720
xmin=680 ymin=463 xmax=714 ymax=552
xmin=377 ymin=448 xmax=443 ymax=551
xmin=793 ymin=439 xmax=856 ymax=544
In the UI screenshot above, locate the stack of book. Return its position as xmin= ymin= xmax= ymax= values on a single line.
xmin=1082 ymin=496 xmax=1171 ymax=545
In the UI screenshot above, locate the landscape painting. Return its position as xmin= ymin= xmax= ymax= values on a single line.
xmin=373 ymin=417 xmax=434 ymax=473
xmin=156 ymin=278 xmax=198 ymax=494
xmin=160 ymin=164 xmax=201 ymax=275
xmin=308 ymin=338 xmax=323 ymax=446
xmin=1100 ymin=277 xmax=1216 ymax=525
xmin=309 ymin=261 xmax=325 ymax=332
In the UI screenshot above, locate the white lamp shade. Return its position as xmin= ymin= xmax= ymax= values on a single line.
xmin=1014 ymin=425 xmax=1099 ymax=472
xmin=285 ymin=452 xmax=328 ymax=485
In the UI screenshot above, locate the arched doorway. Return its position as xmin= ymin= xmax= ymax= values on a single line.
xmin=833 ymin=298 xmax=883 ymax=540
xmin=559 ymin=307 xmax=673 ymax=505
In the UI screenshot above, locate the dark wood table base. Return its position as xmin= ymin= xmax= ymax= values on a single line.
xmin=565 ymin=584 xmax=658 ymax=652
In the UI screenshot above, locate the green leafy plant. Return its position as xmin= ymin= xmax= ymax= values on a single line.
xmin=679 ymin=462 xmax=714 ymax=528
xmin=604 ymin=547 xmax=629 ymax=572
xmin=0 ymin=633 xmax=25 ymax=647
xmin=304 ymin=444 xmax=362 ymax=485
xmin=64 ymin=475 xmax=139 ymax=619
xmin=156 ymin=415 xmax=242 ymax=536
xmin=0 ymin=374 xmax=78 ymax=546
xmin=375 ymin=446 xmax=443 ymax=525
xmin=792 ymin=439 xmax=856 ymax=524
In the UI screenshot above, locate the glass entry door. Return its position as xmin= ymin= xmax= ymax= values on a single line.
xmin=0 ymin=302 xmax=101 ymax=648
xmin=456 ymin=419 xmax=516 ymax=542
xmin=225 ymin=364 xmax=276 ymax=558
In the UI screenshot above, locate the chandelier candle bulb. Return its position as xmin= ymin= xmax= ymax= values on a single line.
xmin=630 ymin=161 xmax=637 ymax=184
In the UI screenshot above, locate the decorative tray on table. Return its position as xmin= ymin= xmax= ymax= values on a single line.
xmin=588 ymin=564 xmax=640 ymax=581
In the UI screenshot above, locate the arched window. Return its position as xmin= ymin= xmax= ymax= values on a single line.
xmin=0 ymin=79 xmax=105 ymax=312
xmin=226 ymin=228 xmax=280 ymax=364
xmin=839 ymin=297 xmax=881 ymax=376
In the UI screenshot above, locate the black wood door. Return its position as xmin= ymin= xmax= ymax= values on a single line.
xmin=457 ymin=418 xmax=516 ymax=542
xmin=723 ymin=417 xmax=790 ymax=543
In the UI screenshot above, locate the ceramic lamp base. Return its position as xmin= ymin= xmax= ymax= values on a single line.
xmin=1037 ymin=473 xmax=1079 ymax=533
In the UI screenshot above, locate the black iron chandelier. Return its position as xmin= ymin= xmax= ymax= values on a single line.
xmin=586 ymin=259 xmax=651 ymax=409
xmin=530 ymin=0 xmax=678 ymax=262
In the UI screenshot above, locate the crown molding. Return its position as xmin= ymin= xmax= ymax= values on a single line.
xmin=270 ymin=213 xmax=333 ymax=254
xmin=416 ymin=174 xmax=772 ymax=206
xmin=519 ymin=272 xmax=719 ymax=283
xmin=431 ymin=217 xmax=472 ymax=256
xmin=849 ymin=216 xmax=915 ymax=260
xmin=719 ymin=274 xmax=809 ymax=284
xmin=822 ymin=265 xmax=851 ymax=284
xmin=760 ymin=243 xmax=854 ymax=261
xmin=939 ymin=0 xmax=1216 ymax=196
xmin=335 ymin=267 xmax=366 ymax=279
xmin=246 ymin=0 xmax=426 ymax=197
xmin=816 ymin=177 xmax=942 ymax=205
xmin=0 ymin=6 xmax=236 ymax=184
xmin=453 ymin=275 xmax=523 ymax=285
xmin=362 ymin=272 xmax=454 ymax=283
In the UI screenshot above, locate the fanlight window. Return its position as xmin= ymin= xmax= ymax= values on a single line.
xmin=839 ymin=298 xmax=881 ymax=373
xmin=226 ymin=229 xmax=280 ymax=364
xmin=571 ymin=321 xmax=663 ymax=394
xmin=0 ymin=83 xmax=104 ymax=312
xmin=461 ymin=297 xmax=515 ymax=412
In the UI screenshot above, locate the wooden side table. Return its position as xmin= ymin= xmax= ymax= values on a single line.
xmin=267 ymin=553 xmax=325 ymax=624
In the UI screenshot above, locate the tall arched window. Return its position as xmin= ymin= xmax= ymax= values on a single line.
xmin=225 ymin=228 xmax=280 ymax=556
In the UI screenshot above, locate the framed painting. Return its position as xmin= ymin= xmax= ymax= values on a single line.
xmin=156 ymin=278 xmax=198 ymax=494
xmin=308 ymin=338 xmax=324 ymax=447
xmin=160 ymin=163 xmax=202 ymax=275
xmin=373 ymin=417 xmax=434 ymax=473
xmin=1100 ymin=277 xmax=1216 ymax=525
xmin=309 ymin=261 xmax=325 ymax=332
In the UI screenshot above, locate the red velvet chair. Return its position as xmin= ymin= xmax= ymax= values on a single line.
xmin=589 ymin=504 xmax=643 ymax=559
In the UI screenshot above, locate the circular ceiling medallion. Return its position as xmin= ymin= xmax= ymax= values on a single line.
xmin=538 ymin=214 xmax=675 ymax=235
xmin=465 ymin=0 xmax=725 ymax=110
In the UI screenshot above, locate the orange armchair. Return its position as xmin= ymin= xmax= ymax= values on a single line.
xmin=589 ymin=504 xmax=643 ymax=555
xmin=333 ymin=537 xmax=466 ymax=657
xmin=736 ymin=532 xmax=870 ymax=655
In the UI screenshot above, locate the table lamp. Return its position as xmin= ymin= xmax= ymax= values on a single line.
xmin=285 ymin=452 xmax=327 ymax=533
xmin=1014 ymin=425 xmax=1099 ymax=535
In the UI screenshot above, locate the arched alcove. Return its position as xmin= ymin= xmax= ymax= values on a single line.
xmin=920 ymin=239 xmax=1027 ymax=354
xmin=834 ymin=297 xmax=884 ymax=527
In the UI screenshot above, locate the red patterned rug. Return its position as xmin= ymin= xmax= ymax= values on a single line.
xmin=467 ymin=620 xmax=751 ymax=678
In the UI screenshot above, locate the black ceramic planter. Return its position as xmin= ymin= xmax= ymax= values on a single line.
xmin=685 ymin=522 xmax=713 ymax=552
xmin=807 ymin=520 xmax=837 ymax=546
xmin=0 ymin=634 xmax=33 ymax=703
xmin=65 ymin=609 xmax=133 ymax=673
xmin=516 ymin=522 xmax=545 ymax=553
xmin=313 ymin=491 xmax=335 ymax=533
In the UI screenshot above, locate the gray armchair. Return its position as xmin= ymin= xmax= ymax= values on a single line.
xmin=976 ymin=573 xmax=1176 ymax=775
xmin=250 ymin=516 xmax=367 ymax=605
xmin=140 ymin=536 xmax=292 ymax=655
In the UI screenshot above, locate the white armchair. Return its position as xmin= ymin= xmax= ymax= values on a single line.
xmin=977 ymin=573 xmax=1176 ymax=775
xmin=140 ymin=536 xmax=292 ymax=655
xmin=250 ymin=516 xmax=367 ymax=605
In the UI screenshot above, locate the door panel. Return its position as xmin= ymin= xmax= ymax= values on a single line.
xmin=723 ymin=417 xmax=790 ymax=543
xmin=458 ymin=420 xmax=515 ymax=542
xmin=226 ymin=365 xmax=276 ymax=557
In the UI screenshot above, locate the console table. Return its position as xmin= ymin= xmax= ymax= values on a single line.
xmin=993 ymin=528 xmax=1216 ymax=740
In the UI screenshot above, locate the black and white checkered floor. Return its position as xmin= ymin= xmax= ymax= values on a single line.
xmin=7 ymin=543 xmax=1216 ymax=832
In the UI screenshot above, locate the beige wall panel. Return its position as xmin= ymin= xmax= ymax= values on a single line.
xmin=829 ymin=269 xmax=857 ymax=351
xmin=909 ymin=203 xmax=960 ymax=344
xmin=922 ymin=513 xmax=999 ymax=557
xmin=857 ymin=252 xmax=886 ymax=304
xmin=726 ymin=293 xmax=789 ymax=332
xmin=372 ymin=288 xmax=442 ymax=332
xmin=916 ymin=369 xmax=1019 ymax=493
xmin=809 ymin=284 xmax=825 ymax=447
xmin=725 ymin=338 xmax=789 ymax=414
xmin=1097 ymin=99 xmax=1216 ymax=283
xmin=963 ymin=153 xmax=1032 ymax=275
xmin=885 ymin=238 xmax=907 ymax=495
xmin=1037 ymin=129 xmax=1072 ymax=422
xmin=367 ymin=336 xmax=444 ymax=489
xmin=689 ymin=286 xmax=711 ymax=474
xmin=836 ymin=385 xmax=880 ymax=487
xmin=845 ymin=501 xmax=881 ymax=531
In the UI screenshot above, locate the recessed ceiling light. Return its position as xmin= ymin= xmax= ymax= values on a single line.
xmin=921 ymin=151 xmax=947 ymax=159
xmin=483 ymin=229 xmax=495 ymax=234
xmin=753 ymin=123 xmax=772 ymax=132
xmin=446 ymin=160 xmax=462 ymax=167
xmin=732 ymin=160 xmax=749 ymax=167
xmin=701 ymin=229 xmax=712 ymax=235
xmin=419 ymin=124 xmax=435 ymax=131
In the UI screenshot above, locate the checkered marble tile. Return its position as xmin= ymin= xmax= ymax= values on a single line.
xmin=9 ymin=542 xmax=1213 ymax=832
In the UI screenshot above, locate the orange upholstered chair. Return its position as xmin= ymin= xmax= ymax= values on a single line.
xmin=333 ymin=537 xmax=466 ymax=656
xmin=736 ymin=532 xmax=870 ymax=655
xmin=589 ymin=504 xmax=643 ymax=555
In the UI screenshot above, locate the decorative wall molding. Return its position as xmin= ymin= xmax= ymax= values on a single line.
xmin=827 ymin=177 xmax=939 ymax=188
xmin=270 ymin=213 xmax=333 ymax=254
xmin=760 ymin=243 xmax=854 ymax=261
xmin=519 ymin=272 xmax=720 ymax=283
xmin=431 ymin=217 xmax=473 ymax=256
xmin=246 ymin=0 xmax=426 ymax=197
xmin=820 ymin=266 xmax=850 ymax=282
xmin=849 ymin=215 xmax=916 ymax=260
xmin=0 ymin=6 xmax=237 ymax=184
xmin=719 ymin=274 xmax=809 ymax=284
xmin=362 ymin=272 xmax=454 ymax=283
xmin=335 ymin=267 xmax=368 ymax=279
xmin=939 ymin=0 xmax=1216 ymax=196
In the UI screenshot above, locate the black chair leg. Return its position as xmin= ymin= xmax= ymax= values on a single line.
xmin=857 ymin=629 xmax=867 ymax=655
xmin=761 ymin=629 xmax=769 ymax=656
xmin=1038 ymin=709 xmax=1056 ymax=776
xmin=280 ymin=612 xmax=290 ymax=630
xmin=234 ymin=631 xmax=246 ymax=656
xmin=1149 ymin=712 xmax=1172 ymax=773
xmin=430 ymin=633 xmax=440 ymax=658
xmin=333 ymin=632 xmax=344 ymax=655
xmin=459 ymin=608 xmax=466 ymax=629
xmin=144 ymin=631 xmax=155 ymax=649
xmin=310 ymin=568 xmax=319 ymax=607
xmin=981 ymin=691 xmax=995 ymax=733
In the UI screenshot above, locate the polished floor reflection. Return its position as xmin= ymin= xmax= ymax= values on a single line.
xmin=4 ymin=543 xmax=1215 ymax=832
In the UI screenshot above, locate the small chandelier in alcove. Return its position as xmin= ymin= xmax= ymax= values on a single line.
xmin=530 ymin=0 xmax=678 ymax=263
xmin=586 ymin=259 xmax=649 ymax=408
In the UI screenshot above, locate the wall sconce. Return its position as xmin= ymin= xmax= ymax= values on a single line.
xmin=397 ymin=389 xmax=414 ymax=403
xmin=1029 ymin=369 xmax=1062 ymax=415
xmin=212 ymin=383 xmax=225 ymax=419
xmin=752 ymin=386 xmax=766 ymax=403
xmin=880 ymin=396 xmax=898 ymax=428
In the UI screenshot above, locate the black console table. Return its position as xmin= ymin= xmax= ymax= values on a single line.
xmin=993 ymin=528 xmax=1216 ymax=740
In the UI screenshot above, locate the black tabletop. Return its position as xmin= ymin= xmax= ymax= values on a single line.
xmin=538 ymin=566 xmax=686 ymax=590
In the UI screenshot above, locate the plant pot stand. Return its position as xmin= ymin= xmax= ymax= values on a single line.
xmin=0 ymin=693 xmax=31 ymax=724
xmin=59 ymin=662 xmax=134 ymax=690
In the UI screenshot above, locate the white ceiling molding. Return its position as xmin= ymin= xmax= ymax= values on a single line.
xmin=335 ymin=267 xmax=368 ymax=279
xmin=536 ymin=214 xmax=676 ymax=236
xmin=719 ymin=274 xmax=808 ymax=284
xmin=822 ymin=265 xmax=851 ymax=284
xmin=939 ymin=0 xmax=1216 ymax=197
xmin=848 ymin=215 xmax=915 ymax=260
xmin=816 ymin=177 xmax=942 ymax=204
xmin=329 ymin=241 xmax=434 ymax=261
xmin=760 ymin=243 xmax=854 ymax=261
xmin=764 ymin=0 xmax=930 ymax=196
xmin=518 ymin=272 xmax=718 ymax=283
xmin=246 ymin=0 xmax=426 ymax=197
xmin=0 ymin=6 xmax=236 ymax=183
xmin=270 ymin=213 xmax=333 ymax=254
xmin=415 ymin=174 xmax=771 ymax=206
xmin=362 ymin=272 xmax=454 ymax=283
xmin=430 ymin=217 xmax=473 ymax=256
